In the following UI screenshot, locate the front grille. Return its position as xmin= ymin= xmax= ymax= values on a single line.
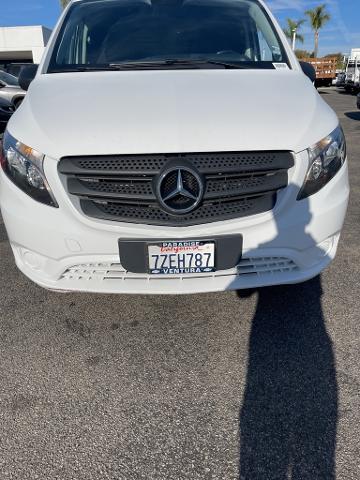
xmin=58 ymin=151 xmax=294 ymax=226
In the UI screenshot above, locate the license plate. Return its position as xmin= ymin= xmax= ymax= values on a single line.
xmin=148 ymin=240 xmax=215 ymax=275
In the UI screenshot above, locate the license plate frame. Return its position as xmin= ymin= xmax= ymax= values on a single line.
xmin=148 ymin=240 xmax=216 ymax=275
xmin=118 ymin=235 xmax=242 ymax=274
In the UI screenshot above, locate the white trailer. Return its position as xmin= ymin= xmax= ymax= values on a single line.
xmin=350 ymin=48 xmax=360 ymax=59
xmin=345 ymin=48 xmax=360 ymax=92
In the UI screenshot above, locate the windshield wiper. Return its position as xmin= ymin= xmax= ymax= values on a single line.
xmin=48 ymin=59 xmax=256 ymax=74
xmin=48 ymin=65 xmax=120 ymax=73
xmin=109 ymin=59 xmax=248 ymax=70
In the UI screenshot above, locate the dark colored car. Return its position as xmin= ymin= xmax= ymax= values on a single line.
xmin=5 ymin=63 xmax=33 ymax=78
xmin=0 ymin=97 xmax=15 ymax=133
xmin=335 ymin=72 xmax=346 ymax=88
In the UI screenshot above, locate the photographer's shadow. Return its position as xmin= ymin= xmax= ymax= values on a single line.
xmin=236 ymin=193 xmax=338 ymax=479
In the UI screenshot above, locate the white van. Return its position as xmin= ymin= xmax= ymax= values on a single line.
xmin=0 ymin=0 xmax=349 ymax=294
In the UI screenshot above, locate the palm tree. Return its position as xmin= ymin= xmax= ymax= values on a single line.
xmin=283 ymin=19 xmax=306 ymax=51
xmin=60 ymin=0 xmax=71 ymax=8
xmin=305 ymin=4 xmax=331 ymax=58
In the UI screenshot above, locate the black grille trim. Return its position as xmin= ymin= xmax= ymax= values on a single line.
xmin=81 ymin=194 xmax=276 ymax=227
xmin=58 ymin=151 xmax=293 ymax=226
xmin=58 ymin=151 xmax=293 ymax=176
xmin=67 ymin=177 xmax=154 ymax=200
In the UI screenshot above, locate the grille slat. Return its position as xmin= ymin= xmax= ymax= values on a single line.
xmin=59 ymin=152 xmax=293 ymax=176
xmin=58 ymin=151 xmax=293 ymax=226
xmin=205 ymin=171 xmax=287 ymax=199
xmin=67 ymin=171 xmax=287 ymax=203
xmin=81 ymin=194 xmax=275 ymax=226
xmin=67 ymin=177 xmax=154 ymax=201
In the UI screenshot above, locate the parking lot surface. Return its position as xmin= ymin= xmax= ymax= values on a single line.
xmin=0 ymin=89 xmax=359 ymax=479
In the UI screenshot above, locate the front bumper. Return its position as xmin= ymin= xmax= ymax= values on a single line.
xmin=0 ymin=153 xmax=349 ymax=294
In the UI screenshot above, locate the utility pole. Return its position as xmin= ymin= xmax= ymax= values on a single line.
xmin=292 ymin=28 xmax=297 ymax=51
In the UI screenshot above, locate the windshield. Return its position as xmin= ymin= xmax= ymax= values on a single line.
xmin=48 ymin=0 xmax=289 ymax=72
xmin=0 ymin=71 xmax=19 ymax=86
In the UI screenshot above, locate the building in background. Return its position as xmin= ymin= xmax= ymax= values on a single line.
xmin=0 ymin=26 xmax=52 ymax=74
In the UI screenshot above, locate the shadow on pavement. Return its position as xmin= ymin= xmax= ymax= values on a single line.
xmin=237 ymin=279 xmax=338 ymax=479
xmin=235 ymin=193 xmax=338 ymax=478
xmin=344 ymin=111 xmax=360 ymax=121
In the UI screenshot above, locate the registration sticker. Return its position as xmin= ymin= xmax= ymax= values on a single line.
xmin=148 ymin=240 xmax=215 ymax=275
xmin=273 ymin=62 xmax=290 ymax=70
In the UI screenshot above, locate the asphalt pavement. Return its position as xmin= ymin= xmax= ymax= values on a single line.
xmin=0 ymin=88 xmax=359 ymax=479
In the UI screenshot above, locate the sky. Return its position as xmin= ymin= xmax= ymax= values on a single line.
xmin=0 ymin=0 xmax=359 ymax=56
xmin=267 ymin=0 xmax=360 ymax=55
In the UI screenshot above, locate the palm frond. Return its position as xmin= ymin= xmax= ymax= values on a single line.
xmin=283 ymin=17 xmax=306 ymax=46
xmin=305 ymin=4 xmax=331 ymax=30
xmin=60 ymin=0 xmax=71 ymax=8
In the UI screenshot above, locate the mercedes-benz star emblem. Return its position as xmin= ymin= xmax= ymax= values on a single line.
xmin=156 ymin=165 xmax=204 ymax=214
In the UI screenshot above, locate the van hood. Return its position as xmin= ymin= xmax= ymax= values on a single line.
xmin=9 ymin=69 xmax=338 ymax=159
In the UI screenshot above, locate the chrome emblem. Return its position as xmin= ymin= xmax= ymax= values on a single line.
xmin=156 ymin=165 xmax=204 ymax=214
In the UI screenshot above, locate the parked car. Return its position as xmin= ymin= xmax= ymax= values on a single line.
xmin=357 ymin=93 xmax=360 ymax=109
xmin=0 ymin=71 xmax=25 ymax=109
xmin=0 ymin=0 xmax=349 ymax=295
xmin=334 ymin=72 xmax=346 ymax=88
xmin=4 ymin=63 xmax=33 ymax=78
xmin=0 ymin=97 xmax=15 ymax=133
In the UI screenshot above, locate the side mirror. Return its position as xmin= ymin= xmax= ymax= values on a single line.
xmin=18 ymin=64 xmax=39 ymax=91
xmin=299 ymin=61 xmax=317 ymax=84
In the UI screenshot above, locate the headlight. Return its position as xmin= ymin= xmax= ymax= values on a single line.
xmin=297 ymin=126 xmax=346 ymax=200
xmin=0 ymin=131 xmax=57 ymax=207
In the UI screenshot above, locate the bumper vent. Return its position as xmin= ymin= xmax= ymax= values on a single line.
xmin=61 ymin=257 xmax=299 ymax=282
xmin=61 ymin=257 xmax=299 ymax=281
xmin=58 ymin=151 xmax=294 ymax=226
